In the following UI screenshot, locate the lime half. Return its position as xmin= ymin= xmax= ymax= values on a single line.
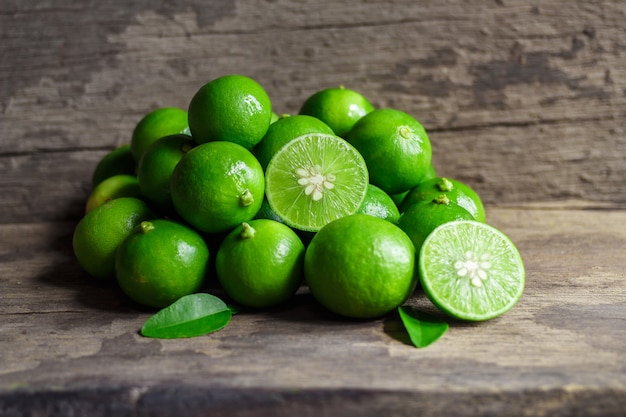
xmin=419 ymin=220 xmax=525 ymax=321
xmin=265 ymin=133 xmax=368 ymax=232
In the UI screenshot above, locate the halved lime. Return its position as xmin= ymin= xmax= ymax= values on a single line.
xmin=419 ymin=220 xmax=525 ymax=321
xmin=265 ymin=133 xmax=368 ymax=232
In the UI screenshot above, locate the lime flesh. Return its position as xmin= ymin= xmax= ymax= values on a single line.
xmin=265 ymin=133 xmax=368 ymax=232
xmin=419 ymin=220 xmax=525 ymax=321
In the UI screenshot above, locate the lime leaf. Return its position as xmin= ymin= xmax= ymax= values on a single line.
xmin=397 ymin=305 xmax=448 ymax=348
xmin=141 ymin=293 xmax=232 ymax=339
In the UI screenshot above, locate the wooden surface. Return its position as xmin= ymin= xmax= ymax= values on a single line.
xmin=1 ymin=1 xmax=625 ymax=416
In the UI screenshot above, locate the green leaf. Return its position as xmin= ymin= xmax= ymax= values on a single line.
xmin=141 ymin=293 xmax=232 ymax=339
xmin=397 ymin=305 xmax=448 ymax=348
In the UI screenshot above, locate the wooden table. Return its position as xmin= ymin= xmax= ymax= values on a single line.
xmin=1 ymin=1 xmax=625 ymax=416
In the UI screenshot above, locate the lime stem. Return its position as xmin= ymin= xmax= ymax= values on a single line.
xmin=436 ymin=178 xmax=454 ymax=192
xmin=240 ymin=222 xmax=256 ymax=239
xmin=140 ymin=221 xmax=155 ymax=233
xmin=239 ymin=189 xmax=255 ymax=207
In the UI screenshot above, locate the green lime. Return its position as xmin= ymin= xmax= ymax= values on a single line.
xmin=400 ymin=177 xmax=486 ymax=222
xmin=85 ymin=174 xmax=142 ymax=213
xmin=130 ymin=107 xmax=189 ymax=163
xmin=253 ymin=114 xmax=334 ymax=170
xmin=304 ymin=214 xmax=417 ymax=319
xmin=265 ymin=133 xmax=369 ymax=232
xmin=188 ymin=74 xmax=272 ymax=149
xmin=92 ymin=144 xmax=136 ymax=187
xmin=345 ymin=108 xmax=432 ymax=195
xmin=170 ymin=141 xmax=265 ymax=234
xmin=216 ymin=219 xmax=305 ymax=308
xmin=356 ymin=184 xmax=400 ymax=224
xmin=419 ymin=220 xmax=525 ymax=321
xmin=137 ymin=134 xmax=195 ymax=216
xmin=72 ymin=197 xmax=155 ymax=280
xmin=299 ymin=86 xmax=374 ymax=138
xmin=115 ymin=219 xmax=209 ymax=308
xmin=397 ymin=195 xmax=475 ymax=254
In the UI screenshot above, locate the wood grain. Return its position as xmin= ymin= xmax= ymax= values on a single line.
xmin=1 ymin=0 xmax=625 ymax=224
xmin=1 ymin=1 xmax=625 ymax=415
xmin=1 ymin=206 xmax=625 ymax=415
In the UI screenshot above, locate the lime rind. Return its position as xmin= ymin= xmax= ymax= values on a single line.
xmin=418 ymin=220 xmax=525 ymax=321
xmin=265 ymin=133 xmax=369 ymax=232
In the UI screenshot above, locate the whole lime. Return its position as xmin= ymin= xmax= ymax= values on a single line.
xmin=188 ymin=74 xmax=272 ymax=149
xmin=299 ymin=86 xmax=374 ymax=138
xmin=170 ymin=141 xmax=265 ymax=234
xmin=137 ymin=134 xmax=195 ymax=216
xmin=72 ymin=197 xmax=155 ymax=280
xmin=345 ymin=108 xmax=432 ymax=195
xmin=304 ymin=214 xmax=417 ymax=319
xmin=216 ymin=219 xmax=305 ymax=308
xmin=115 ymin=219 xmax=209 ymax=308
xmin=130 ymin=107 xmax=189 ymax=163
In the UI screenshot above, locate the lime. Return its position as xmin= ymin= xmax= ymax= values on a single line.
xmin=356 ymin=184 xmax=400 ymax=224
xmin=419 ymin=220 xmax=525 ymax=321
xmin=115 ymin=219 xmax=209 ymax=308
xmin=397 ymin=195 xmax=475 ymax=254
xmin=304 ymin=214 xmax=417 ymax=319
xmin=216 ymin=219 xmax=305 ymax=308
xmin=170 ymin=141 xmax=265 ymax=234
xmin=345 ymin=108 xmax=432 ymax=195
xmin=253 ymin=114 xmax=334 ymax=170
xmin=400 ymin=177 xmax=486 ymax=222
xmin=137 ymin=134 xmax=195 ymax=216
xmin=72 ymin=197 xmax=155 ymax=280
xmin=265 ymin=133 xmax=369 ymax=232
xmin=85 ymin=174 xmax=142 ymax=213
xmin=188 ymin=74 xmax=272 ymax=149
xmin=130 ymin=107 xmax=189 ymax=163
xmin=92 ymin=144 xmax=136 ymax=187
xmin=299 ymin=86 xmax=374 ymax=137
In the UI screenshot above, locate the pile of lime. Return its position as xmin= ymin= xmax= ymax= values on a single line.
xmin=73 ymin=74 xmax=525 ymax=338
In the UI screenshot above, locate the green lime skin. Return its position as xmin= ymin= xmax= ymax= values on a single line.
xmin=397 ymin=196 xmax=475 ymax=254
xmin=298 ymin=86 xmax=374 ymax=138
xmin=400 ymin=177 xmax=486 ymax=223
xmin=253 ymin=114 xmax=334 ymax=170
xmin=345 ymin=108 xmax=433 ymax=195
xmin=72 ymin=197 xmax=156 ymax=280
xmin=356 ymin=184 xmax=401 ymax=224
xmin=115 ymin=219 xmax=209 ymax=309
xmin=188 ymin=74 xmax=272 ymax=149
xmin=137 ymin=134 xmax=195 ymax=216
xmin=170 ymin=141 xmax=265 ymax=234
xmin=304 ymin=214 xmax=417 ymax=319
xmin=419 ymin=220 xmax=525 ymax=321
xmin=130 ymin=107 xmax=189 ymax=163
xmin=85 ymin=174 xmax=142 ymax=213
xmin=216 ymin=219 xmax=305 ymax=308
xmin=92 ymin=144 xmax=136 ymax=187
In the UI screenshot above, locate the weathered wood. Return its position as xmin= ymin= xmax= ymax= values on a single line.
xmin=1 ymin=1 xmax=625 ymax=415
xmin=1 ymin=1 xmax=625 ymax=224
xmin=1 ymin=206 xmax=625 ymax=416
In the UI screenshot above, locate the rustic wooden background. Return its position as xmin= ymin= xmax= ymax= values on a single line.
xmin=2 ymin=0 xmax=625 ymax=225
xmin=1 ymin=1 xmax=625 ymax=416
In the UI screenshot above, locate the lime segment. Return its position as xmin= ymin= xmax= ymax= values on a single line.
xmin=265 ymin=133 xmax=368 ymax=232
xmin=419 ymin=220 xmax=525 ymax=321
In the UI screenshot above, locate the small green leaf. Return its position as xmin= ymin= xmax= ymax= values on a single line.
xmin=141 ymin=293 xmax=232 ymax=339
xmin=398 ymin=305 xmax=448 ymax=348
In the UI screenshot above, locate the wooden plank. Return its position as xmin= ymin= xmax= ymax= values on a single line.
xmin=1 ymin=0 xmax=624 ymax=150
xmin=1 ymin=206 xmax=625 ymax=416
